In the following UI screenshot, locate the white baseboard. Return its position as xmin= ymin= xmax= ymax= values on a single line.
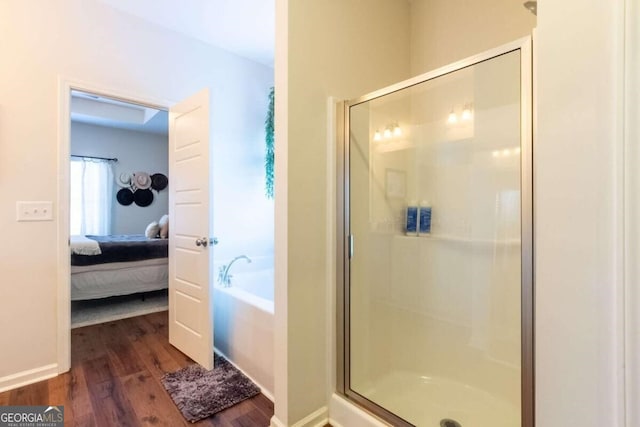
xmin=270 ymin=416 xmax=286 ymax=427
xmin=0 ymin=364 xmax=59 ymax=393
xmin=294 ymin=406 xmax=328 ymax=427
xmin=270 ymin=406 xmax=328 ymax=427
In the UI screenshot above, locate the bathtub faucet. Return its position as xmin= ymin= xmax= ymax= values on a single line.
xmin=218 ymin=255 xmax=252 ymax=287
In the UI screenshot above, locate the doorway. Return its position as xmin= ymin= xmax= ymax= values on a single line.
xmin=68 ymin=89 xmax=170 ymax=329
xmin=57 ymin=82 xmax=173 ymax=372
xmin=57 ymin=81 xmax=216 ymax=373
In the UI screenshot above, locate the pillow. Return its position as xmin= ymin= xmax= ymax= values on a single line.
xmin=145 ymin=221 xmax=160 ymax=239
xmin=158 ymin=214 xmax=169 ymax=228
xmin=159 ymin=220 xmax=169 ymax=239
xmin=158 ymin=214 xmax=169 ymax=239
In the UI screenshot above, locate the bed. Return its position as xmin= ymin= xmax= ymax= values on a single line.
xmin=70 ymin=234 xmax=168 ymax=301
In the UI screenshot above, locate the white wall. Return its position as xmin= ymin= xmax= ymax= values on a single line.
xmin=0 ymin=0 xmax=272 ymax=389
xmin=274 ymin=0 xmax=411 ymax=424
xmin=536 ymin=1 xmax=625 ymax=426
xmin=71 ymin=122 xmax=168 ymax=235
xmin=211 ymin=86 xmax=275 ymax=269
xmin=626 ymin=1 xmax=640 ymax=424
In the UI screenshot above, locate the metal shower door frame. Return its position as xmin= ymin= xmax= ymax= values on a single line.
xmin=336 ymin=36 xmax=534 ymax=427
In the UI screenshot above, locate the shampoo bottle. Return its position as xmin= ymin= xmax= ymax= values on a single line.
xmin=405 ymin=201 xmax=418 ymax=236
xmin=419 ymin=201 xmax=432 ymax=235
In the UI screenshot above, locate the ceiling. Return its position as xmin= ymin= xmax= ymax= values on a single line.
xmin=71 ymin=90 xmax=169 ymax=135
xmin=98 ymin=0 xmax=275 ymax=67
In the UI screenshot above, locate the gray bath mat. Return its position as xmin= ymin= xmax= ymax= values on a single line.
xmin=161 ymin=353 xmax=261 ymax=423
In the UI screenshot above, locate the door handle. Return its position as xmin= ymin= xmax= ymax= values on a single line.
xmin=348 ymin=234 xmax=354 ymax=258
xmin=196 ymin=237 xmax=219 ymax=247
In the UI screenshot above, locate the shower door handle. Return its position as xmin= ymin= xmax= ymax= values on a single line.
xmin=348 ymin=234 xmax=354 ymax=259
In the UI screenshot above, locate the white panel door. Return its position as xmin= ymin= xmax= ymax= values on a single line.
xmin=168 ymin=88 xmax=213 ymax=370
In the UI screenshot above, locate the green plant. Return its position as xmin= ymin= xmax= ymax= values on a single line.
xmin=265 ymin=86 xmax=275 ymax=199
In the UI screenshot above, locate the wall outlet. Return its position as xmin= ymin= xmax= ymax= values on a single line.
xmin=16 ymin=201 xmax=54 ymax=221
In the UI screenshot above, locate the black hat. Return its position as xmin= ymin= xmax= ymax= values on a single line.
xmin=134 ymin=188 xmax=154 ymax=207
xmin=116 ymin=188 xmax=134 ymax=206
xmin=151 ymin=173 xmax=168 ymax=191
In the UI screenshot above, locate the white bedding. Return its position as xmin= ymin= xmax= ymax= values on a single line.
xmin=70 ymin=235 xmax=101 ymax=255
xmin=71 ymin=258 xmax=168 ymax=301
xmin=70 ymin=257 xmax=166 ymax=273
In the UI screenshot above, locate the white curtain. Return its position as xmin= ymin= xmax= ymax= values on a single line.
xmin=70 ymin=158 xmax=114 ymax=235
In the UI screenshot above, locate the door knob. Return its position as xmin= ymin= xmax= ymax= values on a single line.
xmin=196 ymin=237 xmax=218 ymax=247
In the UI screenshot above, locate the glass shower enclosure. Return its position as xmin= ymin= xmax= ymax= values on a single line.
xmin=337 ymin=38 xmax=532 ymax=427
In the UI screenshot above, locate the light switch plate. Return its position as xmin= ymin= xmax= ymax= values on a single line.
xmin=17 ymin=201 xmax=54 ymax=221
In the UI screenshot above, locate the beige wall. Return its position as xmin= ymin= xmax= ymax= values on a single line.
xmin=0 ymin=0 xmax=272 ymax=390
xmin=626 ymin=1 xmax=640 ymax=424
xmin=410 ymin=0 xmax=536 ymax=75
xmin=536 ymin=0 xmax=626 ymax=425
xmin=275 ymin=0 xmax=411 ymax=424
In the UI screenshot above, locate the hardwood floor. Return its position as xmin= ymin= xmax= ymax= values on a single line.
xmin=0 ymin=311 xmax=274 ymax=427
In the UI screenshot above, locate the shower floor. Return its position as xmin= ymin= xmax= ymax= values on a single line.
xmin=360 ymin=371 xmax=519 ymax=427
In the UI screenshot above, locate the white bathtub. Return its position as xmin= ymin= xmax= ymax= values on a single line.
xmin=230 ymin=268 xmax=274 ymax=302
xmin=213 ymin=278 xmax=274 ymax=399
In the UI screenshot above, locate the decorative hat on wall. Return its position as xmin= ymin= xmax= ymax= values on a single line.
xmin=117 ymin=172 xmax=132 ymax=188
xmin=151 ymin=173 xmax=169 ymax=191
xmin=134 ymin=188 xmax=154 ymax=207
xmin=133 ymin=172 xmax=152 ymax=190
xmin=115 ymin=170 xmax=166 ymax=207
xmin=116 ymin=188 xmax=134 ymax=206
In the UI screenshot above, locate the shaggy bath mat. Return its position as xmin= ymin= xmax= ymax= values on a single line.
xmin=161 ymin=353 xmax=261 ymax=423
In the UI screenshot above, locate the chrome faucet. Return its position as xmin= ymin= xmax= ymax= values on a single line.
xmin=217 ymin=255 xmax=252 ymax=287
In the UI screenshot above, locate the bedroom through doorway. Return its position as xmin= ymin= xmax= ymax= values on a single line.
xmin=68 ymin=89 xmax=170 ymax=329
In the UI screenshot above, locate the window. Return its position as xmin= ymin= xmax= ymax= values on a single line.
xmin=70 ymin=158 xmax=114 ymax=235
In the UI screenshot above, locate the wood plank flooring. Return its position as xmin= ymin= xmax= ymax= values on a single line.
xmin=0 ymin=311 xmax=274 ymax=427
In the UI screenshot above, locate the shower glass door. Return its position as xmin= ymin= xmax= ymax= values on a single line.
xmin=343 ymin=41 xmax=532 ymax=427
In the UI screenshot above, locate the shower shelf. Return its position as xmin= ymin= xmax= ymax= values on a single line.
xmin=395 ymin=234 xmax=520 ymax=246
